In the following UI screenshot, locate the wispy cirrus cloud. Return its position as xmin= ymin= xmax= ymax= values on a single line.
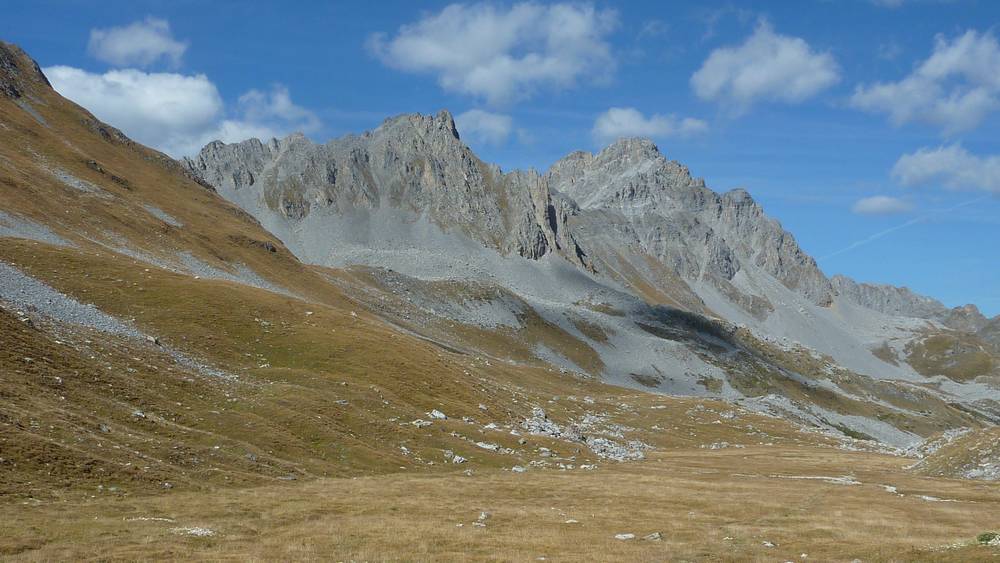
xmin=823 ymin=196 xmax=987 ymax=259
xmin=851 ymin=195 xmax=913 ymax=215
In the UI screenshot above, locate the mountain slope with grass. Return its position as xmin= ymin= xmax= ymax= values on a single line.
xmin=1 ymin=40 xmax=998 ymax=561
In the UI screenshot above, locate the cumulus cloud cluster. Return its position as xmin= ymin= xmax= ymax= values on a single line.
xmin=852 ymin=30 xmax=1000 ymax=135
xmin=87 ymin=17 xmax=188 ymax=68
xmin=368 ymin=2 xmax=618 ymax=106
xmin=47 ymin=67 xmax=318 ymax=158
xmin=47 ymin=18 xmax=319 ymax=158
xmin=691 ymin=21 xmax=840 ymax=113
xmin=592 ymin=107 xmax=707 ymax=143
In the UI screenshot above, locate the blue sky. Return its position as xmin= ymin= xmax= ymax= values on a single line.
xmin=5 ymin=0 xmax=1000 ymax=315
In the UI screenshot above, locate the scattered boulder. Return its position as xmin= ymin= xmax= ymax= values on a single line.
xmin=614 ymin=533 xmax=635 ymax=541
xmin=171 ymin=527 xmax=216 ymax=537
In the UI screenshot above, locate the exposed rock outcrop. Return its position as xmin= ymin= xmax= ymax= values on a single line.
xmin=832 ymin=275 xmax=989 ymax=331
xmin=185 ymin=111 xmax=590 ymax=269
xmin=547 ymin=139 xmax=833 ymax=307
xmin=188 ymin=124 xmax=835 ymax=315
xmin=0 ymin=41 xmax=51 ymax=99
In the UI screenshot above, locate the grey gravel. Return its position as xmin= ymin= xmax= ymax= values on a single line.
xmin=0 ymin=260 xmax=141 ymax=338
xmin=143 ymin=204 xmax=183 ymax=227
xmin=0 ymin=209 xmax=73 ymax=247
xmin=0 ymin=260 xmax=234 ymax=380
xmin=49 ymin=167 xmax=106 ymax=196
xmin=178 ymin=251 xmax=296 ymax=297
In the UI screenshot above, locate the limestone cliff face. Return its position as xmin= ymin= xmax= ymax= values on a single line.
xmin=831 ymin=275 xmax=988 ymax=330
xmin=185 ymin=111 xmax=589 ymax=268
xmin=187 ymin=115 xmax=845 ymax=317
xmin=547 ymin=138 xmax=833 ymax=308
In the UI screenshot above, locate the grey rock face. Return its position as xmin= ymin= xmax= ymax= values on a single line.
xmin=0 ymin=41 xmax=51 ymax=99
xmin=185 ymin=111 xmax=589 ymax=269
xmin=547 ymin=139 xmax=833 ymax=307
xmin=978 ymin=316 xmax=1000 ymax=351
xmin=832 ymin=275 xmax=988 ymax=330
xmin=831 ymin=275 xmax=947 ymax=318
xmin=188 ymin=118 xmax=836 ymax=317
xmin=939 ymin=304 xmax=990 ymax=333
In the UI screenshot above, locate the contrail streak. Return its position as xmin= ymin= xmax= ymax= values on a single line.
xmin=820 ymin=196 xmax=989 ymax=260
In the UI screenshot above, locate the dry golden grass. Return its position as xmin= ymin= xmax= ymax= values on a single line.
xmin=3 ymin=446 xmax=999 ymax=562
xmin=906 ymin=333 xmax=996 ymax=382
xmin=916 ymin=427 xmax=1000 ymax=480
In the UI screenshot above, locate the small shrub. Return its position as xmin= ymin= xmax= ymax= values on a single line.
xmin=978 ymin=532 xmax=999 ymax=544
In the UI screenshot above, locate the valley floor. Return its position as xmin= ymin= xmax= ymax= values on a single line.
xmin=3 ymin=446 xmax=999 ymax=562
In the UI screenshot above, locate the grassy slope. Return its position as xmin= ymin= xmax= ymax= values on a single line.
xmin=916 ymin=427 xmax=1000 ymax=480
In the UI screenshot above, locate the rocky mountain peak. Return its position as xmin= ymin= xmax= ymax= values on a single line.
xmin=188 ymin=116 xmax=840 ymax=309
xmin=598 ymin=137 xmax=664 ymax=162
xmin=0 ymin=41 xmax=51 ymax=99
xmin=375 ymin=109 xmax=461 ymax=143
xmin=939 ymin=303 xmax=990 ymax=332
xmin=546 ymin=137 xmax=706 ymax=212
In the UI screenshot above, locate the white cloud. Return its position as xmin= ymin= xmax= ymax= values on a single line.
xmin=871 ymin=0 xmax=905 ymax=7
xmin=851 ymin=195 xmax=913 ymax=215
xmin=892 ymin=144 xmax=1000 ymax=193
xmin=455 ymin=109 xmax=513 ymax=145
xmin=45 ymin=66 xmax=318 ymax=157
xmin=88 ymin=17 xmax=188 ymax=68
xmin=592 ymin=107 xmax=708 ymax=143
xmin=851 ymin=30 xmax=1000 ymax=135
xmin=690 ymin=20 xmax=840 ymax=113
xmin=368 ymin=2 xmax=618 ymax=105
xmin=237 ymin=85 xmax=321 ymax=134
